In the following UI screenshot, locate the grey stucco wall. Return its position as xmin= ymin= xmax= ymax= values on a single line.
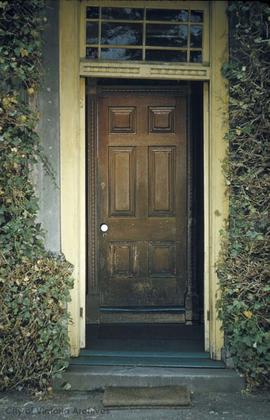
xmin=35 ymin=0 xmax=61 ymax=252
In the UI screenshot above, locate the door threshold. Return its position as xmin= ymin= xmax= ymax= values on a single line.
xmin=70 ymin=355 xmax=225 ymax=369
xmin=80 ymin=349 xmax=210 ymax=358
xmin=100 ymin=306 xmax=185 ymax=313
xmin=70 ymin=351 xmax=225 ymax=369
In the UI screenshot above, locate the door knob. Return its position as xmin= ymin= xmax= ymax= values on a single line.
xmin=100 ymin=223 xmax=108 ymax=233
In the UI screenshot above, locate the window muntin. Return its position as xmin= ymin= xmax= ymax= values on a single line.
xmin=85 ymin=6 xmax=204 ymax=63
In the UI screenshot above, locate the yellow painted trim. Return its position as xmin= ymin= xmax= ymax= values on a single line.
xmin=58 ymin=0 xmax=228 ymax=360
xmin=59 ymin=0 xmax=82 ymax=357
xmin=80 ymin=1 xmax=86 ymax=59
xmin=80 ymin=60 xmax=210 ymax=80
xmin=202 ymin=2 xmax=210 ymax=64
xmin=84 ymin=1 xmax=208 ymax=9
xmin=208 ymin=1 xmax=229 ymax=359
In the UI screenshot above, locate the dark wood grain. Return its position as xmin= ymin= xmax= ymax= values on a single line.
xmin=88 ymin=91 xmax=188 ymax=322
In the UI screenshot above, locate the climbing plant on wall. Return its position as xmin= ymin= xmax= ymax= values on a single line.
xmin=218 ymin=1 xmax=270 ymax=388
xmin=0 ymin=0 xmax=73 ymax=391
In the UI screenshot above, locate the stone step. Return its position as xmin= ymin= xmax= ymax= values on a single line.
xmin=69 ymin=355 xmax=225 ymax=368
xmin=53 ymin=366 xmax=244 ymax=393
xmin=79 ymin=349 xmax=211 ymax=358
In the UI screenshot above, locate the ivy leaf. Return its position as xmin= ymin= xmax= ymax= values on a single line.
xmin=243 ymin=311 xmax=253 ymax=319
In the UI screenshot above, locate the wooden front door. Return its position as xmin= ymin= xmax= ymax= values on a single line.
xmin=87 ymin=86 xmax=189 ymax=323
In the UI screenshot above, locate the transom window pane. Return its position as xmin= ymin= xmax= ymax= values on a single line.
xmin=145 ymin=49 xmax=187 ymax=62
xmin=86 ymin=7 xmax=99 ymax=19
xmin=146 ymin=24 xmax=188 ymax=48
xmin=86 ymin=47 xmax=98 ymax=59
xmin=146 ymin=9 xmax=189 ymax=22
xmin=85 ymin=6 xmax=204 ymax=63
xmin=86 ymin=22 xmax=99 ymax=44
xmin=190 ymin=10 xmax=204 ymax=23
xmin=190 ymin=50 xmax=202 ymax=63
xmin=190 ymin=25 xmax=203 ymax=48
xmin=101 ymin=48 xmax=142 ymax=60
xmin=102 ymin=7 xmax=144 ymax=20
xmin=101 ymin=23 xmax=143 ymax=46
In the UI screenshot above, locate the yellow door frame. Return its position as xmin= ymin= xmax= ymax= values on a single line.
xmin=59 ymin=0 xmax=228 ymax=359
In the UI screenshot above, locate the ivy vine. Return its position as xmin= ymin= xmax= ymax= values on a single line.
xmin=0 ymin=0 xmax=269 ymax=392
xmin=218 ymin=1 xmax=270 ymax=388
xmin=0 ymin=0 xmax=73 ymax=392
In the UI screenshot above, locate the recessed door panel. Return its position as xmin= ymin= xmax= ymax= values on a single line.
xmin=149 ymin=241 xmax=176 ymax=277
xmin=149 ymin=146 xmax=176 ymax=216
xmin=149 ymin=106 xmax=175 ymax=133
xmin=109 ymin=147 xmax=136 ymax=216
xmin=101 ymin=277 xmax=181 ymax=307
xmin=109 ymin=241 xmax=137 ymax=277
xmin=109 ymin=107 xmax=136 ymax=133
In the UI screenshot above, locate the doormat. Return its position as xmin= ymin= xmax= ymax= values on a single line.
xmin=103 ymin=386 xmax=191 ymax=408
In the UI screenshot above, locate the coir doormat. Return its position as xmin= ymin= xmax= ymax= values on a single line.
xmin=103 ymin=386 xmax=191 ymax=408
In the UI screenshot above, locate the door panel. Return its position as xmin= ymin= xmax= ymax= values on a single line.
xmin=88 ymin=89 xmax=188 ymax=323
xmin=109 ymin=147 xmax=136 ymax=216
xmin=148 ymin=146 xmax=176 ymax=216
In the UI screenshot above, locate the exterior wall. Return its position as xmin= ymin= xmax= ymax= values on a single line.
xmin=36 ymin=0 xmax=61 ymax=252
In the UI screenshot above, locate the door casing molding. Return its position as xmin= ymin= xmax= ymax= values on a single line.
xmin=59 ymin=0 xmax=228 ymax=358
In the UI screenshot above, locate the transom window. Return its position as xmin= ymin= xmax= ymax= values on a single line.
xmin=85 ymin=6 xmax=204 ymax=63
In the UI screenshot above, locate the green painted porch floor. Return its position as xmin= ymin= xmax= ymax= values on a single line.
xmin=70 ymin=324 xmax=225 ymax=369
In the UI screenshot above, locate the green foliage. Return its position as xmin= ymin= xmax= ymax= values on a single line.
xmin=0 ymin=95 xmax=45 ymax=263
xmin=0 ymin=257 xmax=73 ymax=391
xmin=0 ymin=0 xmax=73 ymax=391
xmin=218 ymin=1 xmax=270 ymax=388
xmin=0 ymin=0 xmax=44 ymax=92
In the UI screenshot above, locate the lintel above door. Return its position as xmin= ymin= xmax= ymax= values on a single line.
xmin=80 ymin=60 xmax=210 ymax=80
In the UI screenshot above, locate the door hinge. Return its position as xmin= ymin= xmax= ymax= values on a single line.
xmin=207 ymin=310 xmax=210 ymax=321
xmin=80 ymin=307 xmax=83 ymax=318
